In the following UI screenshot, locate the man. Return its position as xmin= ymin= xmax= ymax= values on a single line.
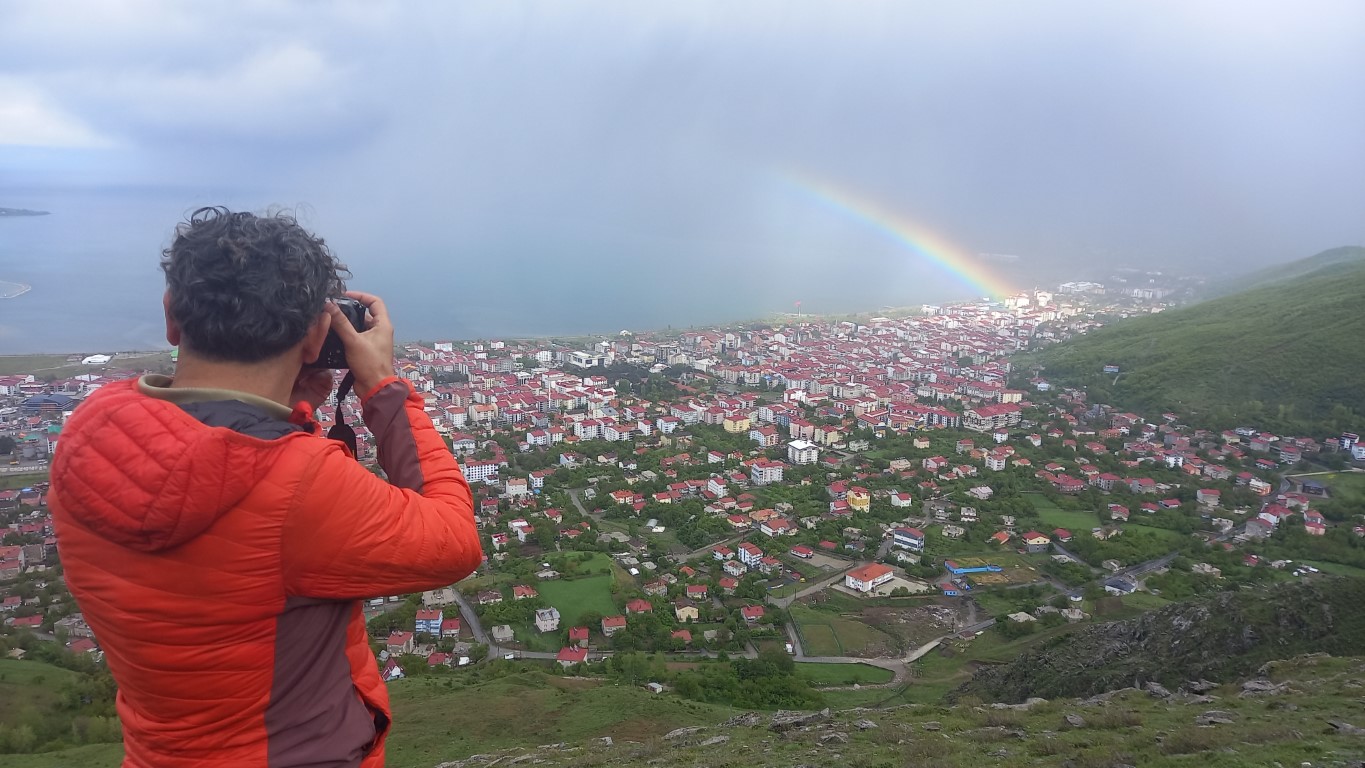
xmin=50 ymin=207 xmax=482 ymax=768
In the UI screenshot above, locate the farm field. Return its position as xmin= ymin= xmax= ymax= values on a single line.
xmin=1023 ymin=492 xmax=1101 ymax=531
xmin=790 ymin=605 xmax=898 ymax=658
xmin=1314 ymin=471 xmax=1365 ymax=502
xmin=955 ymin=553 xmax=1047 ymax=587
xmin=795 ymin=662 xmax=894 ymax=686
xmin=537 ymin=575 xmax=619 ymax=626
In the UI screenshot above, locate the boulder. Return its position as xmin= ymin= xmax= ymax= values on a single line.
xmin=1081 ymin=687 xmax=1137 ymax=706
xmin=1240 ymin=679 xmax=1288 ymax=697
xmin=699 ymin=735 xmax=731 ymax=747
xmin=664 ymin=726 xmax=704 ymax=742
xmin=723 ymin=712 xmax=764 ymax=728
xmin=1327 ymin=721 xmax=1365 ymax=736
xmin=991 ymin=697 xmax=1049 ymax=710
xmin=819 ymin=732 xmax=850 ymax=745
xmin=1185 ymin=679 xmax=1218 ymax=694
xmin=921 ymin=721 xmax=943 ymax=731
xmin=1195 ymin=711 xmax=1235 ymax=726
xmin=1064 ymin=713 xmax=1086 ymax=728
xmin=770 ymin=709 xmax=832 ymax=732
xmin=853 ymin=719 xmax=879 ymax=731
xmin=1144 ymin=682 xmax=1172 ymax=698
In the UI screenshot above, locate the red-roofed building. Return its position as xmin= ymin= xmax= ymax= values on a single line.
xmin=601 ymin=615 xmax=627 ymax=636
xmin=556 ymin=646 xmax=589 ymax=667
xmin=626 ymin=599 xmax=653 ymax=614
xmin=740 ymin=605 xmax=766 ymax=623
xmin=569 ymin=626 xmax=590 ymax=647
xmin=845 ymin=563 xmax=895 ymax=593
xmin=1021 ymin=531 xmax=1051 ymax=553
xmin=440 ymin=618 xmax=462 ymax=639
xmin=387 ymin=631 xmax=415 ymax=655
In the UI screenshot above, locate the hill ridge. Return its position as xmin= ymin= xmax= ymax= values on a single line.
xmin=1033 ymin=247 xmax=1365 ymax=434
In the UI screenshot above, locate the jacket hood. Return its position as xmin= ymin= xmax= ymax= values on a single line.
xmin=52 ymin=379 xmax=305 ymax=552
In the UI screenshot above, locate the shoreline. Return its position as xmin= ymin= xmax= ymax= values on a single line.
xmin=0 ymin=281 xmax=32 ymax=300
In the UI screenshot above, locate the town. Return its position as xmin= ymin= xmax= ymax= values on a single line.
xmin=3 ymin=284 xmax=1364 ymax=714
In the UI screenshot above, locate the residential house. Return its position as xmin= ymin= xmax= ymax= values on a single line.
xmin=535 ymin=607 xmax=562 ymax=633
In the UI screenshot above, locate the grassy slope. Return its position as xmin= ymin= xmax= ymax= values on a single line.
xmin=385 ymin=672 xmax=736 ymax=768
xmin=1203 ymin=245 xmax=1365 ymax=299
xmin=0 ymin=659 xmax=81 ymax=723
xmin=1035 ymin=251 xmax=1365 ymax=434
xmin=0 ymin=670 xmax=737 ymax=768
xmin=303 ymin=656 xmax=1365 ymax=767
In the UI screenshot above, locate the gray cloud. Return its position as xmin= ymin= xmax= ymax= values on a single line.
xmin=2 ymin=1 xmax=1364 ymax=343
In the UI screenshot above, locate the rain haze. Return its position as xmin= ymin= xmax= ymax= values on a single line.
xmin=2 ymin=1 xmax=1363 ymax=352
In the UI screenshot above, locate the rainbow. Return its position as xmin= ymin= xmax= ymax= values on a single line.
xmin=782 ymin=174 xmax=1017 ymax=300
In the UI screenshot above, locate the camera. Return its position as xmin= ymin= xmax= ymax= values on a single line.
xmin=307 ymin=298 xmax=368 ymax=368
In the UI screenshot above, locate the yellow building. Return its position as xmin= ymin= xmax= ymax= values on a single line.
xmin=723 ymin=414 xmax=751 ymax=433
xmin=814 ymin=425 xmax=844 ymax=445
xmin=848 ymin=487 xmax=871 ymax=512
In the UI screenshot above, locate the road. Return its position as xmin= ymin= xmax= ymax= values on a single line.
xmin=766 ymin=566 xmax=855 ymax=609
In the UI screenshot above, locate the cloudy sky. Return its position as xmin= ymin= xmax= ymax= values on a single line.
xmin=2 ymin=1 xmax=1364 ymax=341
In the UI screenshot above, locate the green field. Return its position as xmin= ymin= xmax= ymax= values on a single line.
xmin=1301 ymin=560 xmax=1365 ymax=578
xmin=1317 ymin=471 xmax=1365 ymax=502
xmin=790 ymin=606 xmax=897 ymax=657
xmin=1023 ymin=493 xmax=1101 ymax=531
xmin=0 ymin=352 xmax=172 ymax=378
xmin=795 ymin=662 xmax=894 ymax=686
xmin=537 ymin=575 xmax=619 ymax=626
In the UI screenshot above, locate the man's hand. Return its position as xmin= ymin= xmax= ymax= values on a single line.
xmin=291 ymin=369 xmax=336 ymax=410
xmin=327 ymin=290 xmax=396 ymax=395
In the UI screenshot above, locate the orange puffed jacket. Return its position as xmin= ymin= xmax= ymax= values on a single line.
xmin=50 ymin=375 xmax=482 ymax=768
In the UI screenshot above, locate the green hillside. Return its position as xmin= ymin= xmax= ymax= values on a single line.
xmin=1034 ymin=249 xmax=1365 ymax=434
xmin=1204 ymin=245 xmax=1365 ymax=298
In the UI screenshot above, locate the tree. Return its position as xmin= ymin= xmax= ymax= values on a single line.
xmin=0 ymin=436 xmax=15 ymax=455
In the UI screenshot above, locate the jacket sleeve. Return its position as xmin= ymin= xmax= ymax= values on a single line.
xmin=281 ymin=377 xmax=483 ymax=599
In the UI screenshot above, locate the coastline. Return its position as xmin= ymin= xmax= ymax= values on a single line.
xmin=0 ymin=281 xmax=32 ymax=300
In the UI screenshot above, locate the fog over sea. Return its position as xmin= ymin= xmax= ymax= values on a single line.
xmin=0 ymin=185 xmax=1021 ymax=356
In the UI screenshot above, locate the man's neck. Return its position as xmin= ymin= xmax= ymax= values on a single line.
xmin=170 ymin=355 xmax=298 ymax=408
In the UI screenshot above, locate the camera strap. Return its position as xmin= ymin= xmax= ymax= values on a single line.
xmin=326 ymin=371 xmax=359 ymax=460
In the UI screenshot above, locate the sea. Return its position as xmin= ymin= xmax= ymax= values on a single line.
xmin=0 ymin=185 xmax=988 ymax=355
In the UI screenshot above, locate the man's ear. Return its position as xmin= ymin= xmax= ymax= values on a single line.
xmin=301 ymin=310 xmax=332 ymax=365
xmin=163 ymin=292 xmax=182 ymax=346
